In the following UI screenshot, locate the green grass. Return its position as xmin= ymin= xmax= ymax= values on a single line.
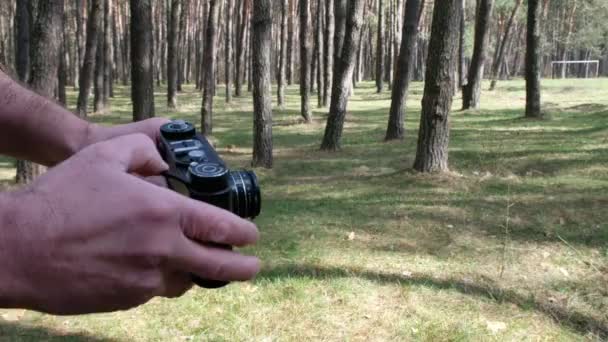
xmin=1 ymin=78 xmax=607 ymax=341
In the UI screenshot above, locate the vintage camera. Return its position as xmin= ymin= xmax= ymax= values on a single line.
xmin=159 ymin=120 xmax=261 ymax=289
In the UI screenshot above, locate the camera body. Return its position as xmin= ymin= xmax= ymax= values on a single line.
xmin=159 ymin=120 xmax=261 ymax=288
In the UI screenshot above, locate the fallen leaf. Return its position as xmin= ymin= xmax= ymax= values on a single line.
xmin=486 ymin=320 xmax=507 ymax=334
xmin=559 ymin=267 xmax=570 ymax=277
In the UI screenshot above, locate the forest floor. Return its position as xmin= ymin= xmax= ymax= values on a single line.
xmin=0 ymin=79 xmax=607 ymax=341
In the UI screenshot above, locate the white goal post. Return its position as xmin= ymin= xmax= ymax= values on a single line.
xmin=550 ymin=60 xmax=600 ymax=79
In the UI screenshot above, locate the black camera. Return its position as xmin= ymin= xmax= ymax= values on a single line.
xmin=159 ymin=120 xmax=261 ymax=289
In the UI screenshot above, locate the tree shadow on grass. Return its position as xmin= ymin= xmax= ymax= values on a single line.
xmin=258 ymin=264 xmax=608 ymax=339
xmin=0 ymin=321 xmax=116 ymax=342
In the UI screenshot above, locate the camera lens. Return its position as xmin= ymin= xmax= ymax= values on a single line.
xmin=229 ymin=171 xmax=261 ymax=219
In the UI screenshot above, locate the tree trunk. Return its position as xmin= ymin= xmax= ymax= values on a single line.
xmin=311 ymin=13 xmax=318 ymax=94
xmin=315 ymin=0 xmax=324 ymax=108
xmin=385 ymin=0 xmax=422 ymax=141
xmin=490 ymin=0 xmax=522 ymax=90
xmin=320 ymin=0 xmax=366 ymax=151
xmin=413 ymin=0 xmax=461 ymax=173
xmin=130 ymin=0 xmax=155 ymax=121
xmin=559 ymin=1 xmax=577 ymax=79
xmin=458 ymin=0 xmax=466 ymax=88
xmin=462 ymin=0 xmax=494 ymax=110
xmin=251 ymin=0 xmax=273 ymax=168
xmin=277 ymin=0 xmax=288 ymax=108
xmin=15 ymin=0 xmax=34 ymax=185
xmin=287 ymin=0 xmax=295 ymax=85
xmin=525 ymin=0 xmax=542 ymax=118
xmin=235 ymin=0 xmax=249 ymax=96
xmin=94 ymin=11 xmax=105 ymax=113
xmin=17 ymin=0 xmax=64 ymax=184
xmin=299 ymin=0 xmax=312 ymax=122
xmin=58 ymin=12 xmax=67 ymax=106
xmin=225 ymin=0 xmax=233 ymax=103
xmin=76 ymin=0 xmax=103 ymax=117
xmin=76 ymin=0 xmax=85 ymax=85
xmin=177 ymin=0 xmax=188 ymax=91
xmin=15 ymin=0 xmax=30 ymax=82
xmin=201 ymin=0 xmax=220 ymax=135
xmin=384 ymin=0 xmax=393 ymax=89
xmin=167 ymin=0 xmax=180 ymax=108
xmin=246 ymin=19 xmax=253 ymax=93
xmin=334 ymin=0 xmax=347 ymax=63
xmin=323 ymin=0 xmax=334 ymax=108
xmin=104 ymin=0 xmax=113 ymax=100
xmin=376 ymin=0 xmax=384 ymax=93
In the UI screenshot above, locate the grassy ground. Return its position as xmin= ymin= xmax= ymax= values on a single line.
xmin=1 ymin=79 xmax=607 ymax=341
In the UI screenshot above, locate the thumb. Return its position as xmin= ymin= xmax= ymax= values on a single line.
xmin=93 ymin=133 xmax=169 ymax=176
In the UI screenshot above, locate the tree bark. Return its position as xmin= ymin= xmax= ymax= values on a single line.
xmin=315 ymin=0 xmax=324 ymax=108
xmin=176 ymin=0 xmax=188 ymax=91
xmin=201 ymin=0 xmax=220 ymax=135
xmin=299 ymin=0 xmax=312 ymax=122
xmin=58 ymin=11 xmax=67 ymax=105
xmin=251 ymin=0 xmax=273 ymax=168
xmin=458 ymin=0 xmax=466 ymax=88
xmin=320 ymin=0 xmax=366 ymax=151
xmin=490 ymin=0 xmax=522 ymax=90
xmin=15 ymin=0 xmax=30 ymax=82
xmin=323 ymin=0 xmax=334 ymax=108
xmin=286 ymin=0 xmax=295 ymax=85
xmin=15 ymin=0 xmax=33 ymax=184
xmin=413 ymin=0 xmax=461 ymax=173
xmin=385 ymin=0 xmax=422 ymax=141
xmin=167 ymin=0 xmax=180 ymax=108
xmin=130 ymin=0 xmax=155 ymax=121
xmin=235 ymin=0 xmax=249 ymax=96
xmin=17 ymin=0 xmax=64 ymax=184
xmin=278 ymin=0 xmax=288 ymax=108
xmin=525 ymin=0 xmax=542 ymax=118
xmin=104 ymin=0 xmax=113 ymax=99
xmin=94 ymin=8 xmax=105 ymax=113
xmin=225 ymin=0 xmax=233 ymax=103
xmin=462 ymin=0 xmax=494 ymax=110
xmin=376 ymin=0 xmax=385 ymax=93
xmin=384 ymin=0 xmax=393 ymax=89
xmin=76 ymin=0 xmax=103 ymax=117
xmin=76 ymin=0 xmax=85 ymax=84
xmin=334 ymin=0 xmax=347 ymax=63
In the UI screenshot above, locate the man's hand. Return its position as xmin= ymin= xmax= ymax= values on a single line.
xmin=84 ymin=118 xmax=171 ymax=148
xmin=0 ymin=134 xmax=260 ymax=315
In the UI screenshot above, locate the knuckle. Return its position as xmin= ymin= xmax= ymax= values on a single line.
xmin=209 ymin=220 xmax=232 ymax=243
xmin=208 ymin=261 xmax=228 ymax=280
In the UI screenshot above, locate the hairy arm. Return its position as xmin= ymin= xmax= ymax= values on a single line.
xmin=0 ymin=70 xmax=167 ymax=166
xmin=0 ymin=70 xmax=91 ymax=166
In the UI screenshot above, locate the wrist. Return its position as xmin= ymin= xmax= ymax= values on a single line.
xmin=0 ymin=191 xmax=36 ymax=310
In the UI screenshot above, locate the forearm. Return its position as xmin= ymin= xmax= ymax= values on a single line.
xmin=0 ymin=70 xmax=90 ymax=166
